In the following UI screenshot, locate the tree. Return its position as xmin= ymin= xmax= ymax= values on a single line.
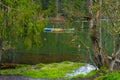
xmin=88 ymin=0 xmax=109 ymax=68
xmin=62 ymin=0 xmax=88 ymax=21
xmin=0 ymin=0 xmax=48 ymax=62
xmin=102 ymin=0 xmax=120 ymax=71
xmin=88 ymin=0 xmax=120 ymax=71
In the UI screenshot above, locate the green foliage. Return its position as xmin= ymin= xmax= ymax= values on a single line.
xmin=102 ymin=0 xmax=120 ymax=36
xmin=71 ymin=70 xmax=97 ymax=79
xmin=62 ymin=0 xmax=88 ymax=20
xmin=0 ymin=0 xmax=48 ymax=49
xmin=0 ymin=0 xmax=89 ymax=49
xmin=95 ymin=71 xmax=120 ymax=80
xmin=47 ymin=0 xmax=57 ymax=17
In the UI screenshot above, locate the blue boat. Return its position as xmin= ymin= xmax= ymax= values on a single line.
xmin=44 ymin=28 xmax=52 ymax=32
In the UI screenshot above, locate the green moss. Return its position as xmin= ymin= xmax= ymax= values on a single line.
xmin=34 ymin=63 xmax=46 ymax=69
xmin=0 ymin=61 xmax=85 ymax=79
xmin=70 ymin=70 xmax=97 ymax=79
xmin=0 ymin=65 xmax=31 ymax=76
xmin=95 ymin=71 xmax=120 ymax=80
xmin=70 ymin=66 xmax=109 ymax=79
xmin=99 ymin=67 xmax=109 ymax=73
xmin=22 ymin=69 xmax=65 ymax=78
xmin=22 ymin=61 xmax=85 ymax=78
xmin=61 ymin=61 xmax=73 ymax=64
xmin=84 ymin=70 xmax=97 ymax=78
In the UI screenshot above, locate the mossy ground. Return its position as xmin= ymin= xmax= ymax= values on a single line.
xmin=0 ymin=61 xmax=85 ymax=79
xmin=95 ymin=70 xmax=120 ymax=80
xmin=1 ymin=62 xmax=118 ymax=80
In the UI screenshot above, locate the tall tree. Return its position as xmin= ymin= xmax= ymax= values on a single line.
xmin=102 ymin=0 xmax=120 ymax=71
xmin=88 ymin=0 xmax=120 ymax=71
xmin=89 ymin=0 xmax=109 ymax=68
xmin=0 ymin=0 xmax=48 ymax=62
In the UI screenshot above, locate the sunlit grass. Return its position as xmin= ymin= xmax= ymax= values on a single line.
xmin=0 ymin=61 xmax=85 ymax=79
xmin=2 ymin=62 xmax=113 ymax=79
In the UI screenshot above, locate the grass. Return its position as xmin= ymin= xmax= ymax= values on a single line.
xmin=69 ymin=67 xmax=109 ymax=80
xmin=2 ymin=62 xmax=116 ymax=80
xmin=0 ymin=65 xmax=31 ymax=76
xmin=0 ymin=61 xmax=85 ymax=79
xmin=95 ymin=71 xmax=120 ymax=80
xmin=71 ymin=70 xmax=97 ymax=79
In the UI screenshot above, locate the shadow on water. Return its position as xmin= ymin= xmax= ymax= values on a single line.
xmin=2 ymin=52 xmax=89 ymax=64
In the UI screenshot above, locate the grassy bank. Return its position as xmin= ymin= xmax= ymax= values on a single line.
xmin=1 ymin=61 xmax=118 ymax=80
xmin=95 ymin=70 xmax=120 ymax=80
xmin=0 ymin=61 xmax=85 ymax=79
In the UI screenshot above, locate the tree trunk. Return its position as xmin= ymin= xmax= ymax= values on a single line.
xmin=109 ymin=35 xmax=120 ymax=71
xmin=109 ymin=58 xmax=116 ymax=72
xmin=89 ymin=0 xmax=102 ymax=68
xmin=110 ymin=49 xmax=120 ymax=71
xmin=89 ymin=0 xmax=109 ymax=68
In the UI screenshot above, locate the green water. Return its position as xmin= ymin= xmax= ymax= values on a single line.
xmin=2 ymin=22 xmax=114 ymax=64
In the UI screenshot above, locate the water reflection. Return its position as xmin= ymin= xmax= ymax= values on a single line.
xmin=2 ymin=53 xmax=89 ymax=64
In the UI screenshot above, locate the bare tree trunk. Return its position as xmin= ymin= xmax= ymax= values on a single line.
xmin=110 ymin=49 xmax=120 ymax=71
xmin=89 ymin=0 xmax=109 ymax=68
xmin=89 ymin=0 xmax=102 ymax=68
xmin=110 ymin=36 xmax=120 ymax=71
xmin=99 ymin=0 xmax=104 ymax=66
xmin=109 ymin=58 xmax=116 ymax=71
